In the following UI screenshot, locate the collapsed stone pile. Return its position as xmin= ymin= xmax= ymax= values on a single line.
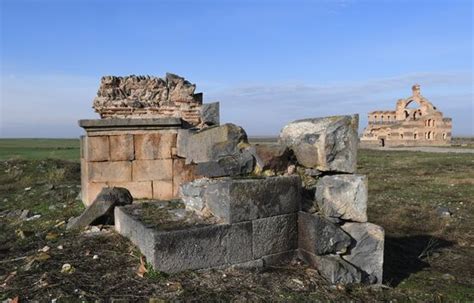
xmin=79 ymin=74 xmax=384 ymax=285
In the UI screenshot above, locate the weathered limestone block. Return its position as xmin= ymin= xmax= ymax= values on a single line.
xmin=279 ymin=115 xmax=358 ymax=173
xmin=248 ymin=144 xmax=292 ymax=173
xmin=180 ymin=178 xmax=212 ymax=214
xmin=88 ymin=161 xmax=132 ymax=182
xmin=67 ymin=187 xmax=133 ymax=230
xmin=109 ymin=134 xmax=134 ymax=161
xmin=167 ymin=73 xmax=197 ymax=102
xmin=134 ymin=132 xmax=176 ymax=160
xmin=299 ymin=250 xmax=363 ymax=284
xmin=85 ymin=136 xmax=110 ymax=162
xmin=196 ymin=151 xmax=254 ymax=177
xmin=177 ymin=123 xmax=248 ymax=164
xmin=298 ymin=211 xmax=351 ymax=255
xmin=172 ymin=159 xmax=199 ymax=197
xmin=132 ymin=159 xmax=172 ymax=181
xmin=108 ymin=181 xmax=152 ymax=199
xmin=315 ymin=174 xmax=368 ymax=222
xmin=252 ymin=213 xmax=298 ymax=258
xmin=201 ymin=102 xmax=220 ymax=126
xmin=203 ymin=176 xmax=301 ymax=223
xmin=84 ymin=182 xmax=108 ymax=206
xmin=341 ymin=222 xmax=385 ymax=284
xmin=152 ymin=180 xmax=173 ymax=200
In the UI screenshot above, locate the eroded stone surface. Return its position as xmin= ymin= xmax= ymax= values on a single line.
xmin=315 ymin=174 xmax=368 ymax=222
xmin=201 ymin=102 xmax=220 ymax=126
xmin=279 ymin=115 xmax=358 ymax=173
xmin=252 ymin=213 xmax=298 ymax=258
xmin=248 ymin=144 xmax=292 ymax=173
xmin=196 ymin=151 xmax=254 ymax=177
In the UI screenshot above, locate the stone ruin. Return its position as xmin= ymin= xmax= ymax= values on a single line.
xmin=77 ymin=73 xmax=384 ymax=285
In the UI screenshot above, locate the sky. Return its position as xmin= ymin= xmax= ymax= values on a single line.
xmin=1 ymin=0 xmax=473 ymax=137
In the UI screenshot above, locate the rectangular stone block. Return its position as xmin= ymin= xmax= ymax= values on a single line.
xmin=85 ymin=136 xmax=110 ymax=162
xmin=86 ymin=182 xmax=108 ymax=206
xmin=109 ymin=134 xmax=134 ymax=161
xmin=204 ymin=175 xmax=301 ymax=223
xmin=88 ymin=161 xmax=132 ymax=182
xmin=132 ymin=159 xmax=173 ymax=181
xmin=108 ymin=181 xmax=152 ymax=200
xmin=153 ymin=180 xmax=173 ymax=200
xmin=252 ymin=213 xmax=297 ymax=258
xmin=172 ymin=158 xmax=199 ymax=197
xmin=134 ymin=132 xmax=176 ymax=160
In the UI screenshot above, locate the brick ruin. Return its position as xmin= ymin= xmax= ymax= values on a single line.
xmin=360 ymin=84 xmax=452 ymax=147
xmin=78 ymin=74 xmax=385 ymax=285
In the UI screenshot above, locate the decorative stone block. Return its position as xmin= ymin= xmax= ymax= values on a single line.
xmin=86 ymin=136 xmax=110 ymax=162
xmin=109 ymin=134 xmax=134 ymax=161
xmin=88 ymin=161 xmax=132 ymax=182
xmin=315 ymin=174 xmax=368 ymax=222
xmin=153 ymin=180 xmax=173 ymax=200
xmin=252 ymin=213 xmax=298 ymax=258
xmin=279 ymin=115 xmax=358 ymax=173
xmin=298 ymin=211 xmax=351 ymax=255
xmin=107 ymin=181 xmax=152 ymax=199
xmin=134 ymin=132 xmax=176 ymax=160
xmin=341 ymin=222 xmax=385 ymax=284
xmin=132 ymin=159 xmax=173 ymax=181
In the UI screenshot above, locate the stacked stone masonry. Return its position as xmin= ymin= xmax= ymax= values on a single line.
xmin=79 ymin=74 xmax=384 ymax=286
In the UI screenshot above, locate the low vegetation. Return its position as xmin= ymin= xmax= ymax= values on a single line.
xmin=0 ymin=139 xmax=473 ymax=301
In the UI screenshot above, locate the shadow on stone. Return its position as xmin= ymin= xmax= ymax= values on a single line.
xmin=383 ymin=235 xmax=454 ymax=286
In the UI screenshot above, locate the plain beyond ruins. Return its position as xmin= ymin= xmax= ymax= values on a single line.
xmin=73 ymin=73 xmax=385 ymax=285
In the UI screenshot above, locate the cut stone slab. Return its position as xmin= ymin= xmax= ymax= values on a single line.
xmin=67 ymin=187 xmax=133 ymax=230
xmin=341 ymin=222 xmax=385 ymax=284
xmin=201 ymin=102 xmax=220 ymax=126
xmin=196 ymin=151 xmax=254 ymax=177
xmin=179 ymin=178 xmax=213 ymax=214
xmin=252 ymin=213 xmax=298 ymax=258
xmin=279 ymin=115 xmax=358 ymax=173
xmin=248 ymin=144 xmax=292 ymax=173
xmin=298 ymin=211 xmax=351 ymax=255
xmin=299 ymin=250 xmax=363 ymax=284
xmin=177 ymin=123 xmax=248 ymax=164
xmin=203 ymin=176 xmax=301 ymax=223
xmin=315 ymin=174 xmax=368 ymax=222
xmin=114 ymin=203 xmax=252 ymax=273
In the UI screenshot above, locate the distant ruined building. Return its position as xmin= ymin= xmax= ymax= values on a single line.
xmin=360 ymin=85 xmax=452 ymax=147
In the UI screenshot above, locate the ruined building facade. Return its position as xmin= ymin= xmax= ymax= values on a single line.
xmin=360 ymin=85 xmax=452 ymax=147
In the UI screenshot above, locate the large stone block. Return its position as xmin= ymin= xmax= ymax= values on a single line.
xmin=315 ymin=174 xmax=368 ymax=222
xmin=153 ymin=180 xmax=173 ymax=200
xmin=201 ymin=102 xmax=220 ymax=126
xmin=134 ymin=132 xmax=176 ymax=160
xmin=252 ymin=213 xmax=298 ymax=258
xmin=204 ymin=176 xmax=301 ymax=223
xmin=84 ymin=182 xmax=108 ymax=206
xmin=298 ymin=211 xmax=351 ymax=255
xmin=341 ymin=222 xmax=384 ymax=284
xmin=299 ymin=250 xmax=363 ymax=284
xmin=248 ymin=144 xmax=291 ymax=173
xmin=107 ymin=181 xmax=152 ymax=199
xmin=180 ymin=178 xmax=212 ymax=214
xmin=85 ymin=136 xmax=110 ymax=162
xmin=132 ymin=159 xmax=173 ymax=181
xmin=172 ymin=158 xmax=199 ymax=197
xmin=279 ymin=115 xmax=358 ymax=173
xmin=109 ymin=134 xmax=134 ymax=161
xmin=88 ymin=161 xmax=132 ymax=182
xmin=177 ymin=123 xmax=248 ymax=164
xmin=196 ymin=151 xmax=254 ymax=177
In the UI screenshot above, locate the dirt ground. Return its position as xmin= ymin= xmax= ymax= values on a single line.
xmin=1 ymin=148 xmax=473 ymax=302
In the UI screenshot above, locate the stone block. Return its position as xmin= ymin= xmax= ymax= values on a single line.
xmin=261 ymin=250 xmax=297 ymax=266
xmin=204 ymin=176 xmax=301 ymax=223
xmin=173 ymin=159 xmax=199 ymax=197
xmin=201 ymin=102 xmax=220 ymax=126
xmin=134 ymin=132 xmax=176 ymax=160
xmin=299 ymin=250 xmax=362 ymax=284
xmin=180 ymin=178 xmax=211 ymax=214
xmin=341 ymin=222 xmax=384 ymax=284
xmin=279 ymin=115 xmax=358 ymax=173
xmin=315 ymin=174 xmax=368 ymax=222
xmin=248 ymin=144 xmax=291 ymax=173
xmin=298 ymin=211 xmax=351 ymax=255
xmin=109 ymin=134 xmax=134 ymax=161
xmin=85 ymin=136 xmax=110 ymax=162
xmin=252 ymin=213 xmax=298 ymax=258
xmin=132 ymin=159 xmax=173 ymax=181
xmin=196 ymin=151 xmax=254 ymax=177
xmin=85 ymin=182 xmax=108 ymax=206
xmin=153 ymin=180 xmax=173 ymax=200
xmin=107 ymin=181 xmax=152 ymax=199
xmin=178 ymin=123 xmax=248 ymax=164
xmin=88 ymin=161 xmax=132 ymax=182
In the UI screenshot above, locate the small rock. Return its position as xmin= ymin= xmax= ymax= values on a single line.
xmin=38 ymin=246 xmax=50 ymax=253
xmin=93 ymin=255 xmax=99 ymax=260
xmin=57 ymin=245 xmax=64 ymax=250
xmin=19 ymin=209 xmax=30 ymax=220
xmin=61 ymin=263 xmax=75 ymax=274
xmin=48 ymin=205 xmax=56 ymax=211
xmin=24 ymin=187 xmax=32 ymax=191
xmin=26 ymin=214 xmax=41 ymax=221
xmin=436 ymin=207 xmax=451 ymax=218
xmin=442 ymin=273 xmax=455 ymax=281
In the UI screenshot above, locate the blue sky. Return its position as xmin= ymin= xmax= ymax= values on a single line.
xmin=1 ymin=0 xmax=473 ymax=137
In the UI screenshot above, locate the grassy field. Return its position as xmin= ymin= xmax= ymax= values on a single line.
xmin=0 ymin=139 xmax=473 ymax=301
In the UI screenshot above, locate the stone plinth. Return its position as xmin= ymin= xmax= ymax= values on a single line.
xmin=79 ymin=118 xmax=200 ymax=205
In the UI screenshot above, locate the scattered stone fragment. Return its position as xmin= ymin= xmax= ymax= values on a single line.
xmin=315 ymin=174 xmax=368 ymax=222
xmin=57 ymin=245 xmax=64 ymax=250
xmin=93 ymin=255 xmax=99 ymax=260
xmin=279 ymin=115 xmax=358 ymax=173
xmin=25 ymin=214 xmax=41 ymax=221
xmin=38 ymin=246 xmax=50 ymax=253
xmin=341 ymin=222 xmax=385 ymax=284
xmin=19 ymin=209 xmax=30 ymax=220
xmin=61 ymin=263 xmax=75 ymax=274
xmin=436 ymin=206 xmax=452 ymax=218
xmin=24 ymin=187 xmax=32 ymax=191
xmin=67 ymin=187 xmax=133 ymax=230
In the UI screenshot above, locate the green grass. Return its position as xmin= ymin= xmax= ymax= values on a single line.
xmin=0 ymin=139 xmax=80 ymax=161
